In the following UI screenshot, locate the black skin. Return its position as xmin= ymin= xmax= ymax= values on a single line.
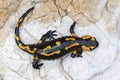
xmin=15 ymin=7 xmax=99 ymax=69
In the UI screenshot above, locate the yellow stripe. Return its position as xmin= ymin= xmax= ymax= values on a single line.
xmin=41 ymin=50 xmax=61 ymax=56
xmin=65 ymin=43 xmax=79 ymax=50
xmin=18 ymin=43 xmax=37 ymax=54
xmin=82 ymin=45 xmax=90 ymax=51
xmin=43 ymin=45 xmax=51 ymax=51
xmin=65 ymin=38 xmax=76 ymax=41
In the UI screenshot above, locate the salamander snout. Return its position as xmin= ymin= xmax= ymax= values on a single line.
xmin=81 ymin=35 xmax=99 ymax=51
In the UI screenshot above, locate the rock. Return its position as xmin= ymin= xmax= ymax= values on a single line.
xmin=0 ymin=0 xmax=120 ymax=80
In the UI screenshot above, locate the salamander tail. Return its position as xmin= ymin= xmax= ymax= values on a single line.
xmin=14 ymin=7 xmax=34 ymax=49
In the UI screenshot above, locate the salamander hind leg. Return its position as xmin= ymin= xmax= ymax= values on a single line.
xmin=70 ymin=22 xmax=77 ymax=37
xmin=71 ymin=47 xmax=83 ymax=58
xmin=32 ymin=54 xmax=43 ymax=69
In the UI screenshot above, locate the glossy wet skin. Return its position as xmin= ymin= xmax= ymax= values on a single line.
xmin=81 ymin=35 xmax=98 ymax=51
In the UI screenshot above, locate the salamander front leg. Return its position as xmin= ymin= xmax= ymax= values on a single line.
xmin=32 ymin=55 xmax=43 ymax=69
xmin=38 ymin=30 xmax=57 ymax=44
xmin=46 ymin=30 xmax=57 ymax=40
xmin=71 ymin=47 xmax=83 ymax=58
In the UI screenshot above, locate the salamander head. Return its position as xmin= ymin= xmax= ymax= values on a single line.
xmin=81 ymin=35 xmax=99 ymax=51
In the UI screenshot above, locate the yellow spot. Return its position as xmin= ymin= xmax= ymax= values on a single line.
xmin=16 ymin=22 xmax=19 ymax=27
xmin=16 ymin=18 xmax=23 ymax=28
xmin=56 ymin=41 xmax=61 ymax=46
xmin=65 ymin=43 xmax=79 ymax=50
xmin=65 ymin=38 xmax=75 ymax=41
xmin=73 ymin=50 xmax=77 ymax=55
xmin=43 ymin=45 xmax=51 ymax=51
xmin=35 ymin=56 xmax=39 ymax=60
xmin=14 ymin=34 xmax=19 ymax=41
xmin=71 ymin=33 xmax=76 ymax=37
xmin=82 ymin=35 xmax=91 ymax=39
xmin=41 ymin=50 xmax=61 ymax=56
xmin=19 ymin=18 xmax=23 ymax=22
xmin=18 ymin=43 xmax=37 ymax=54
xmin=90 ymin=46 xmax=95 ymax=49
xmin=91 ymin=37 xmax=95 ymax=41
xmin=38 ymin=40 xmax=42 ymax=44
xmin=82 ymin=45 xmax=90 ymax=51
xmin=18 ymin=43 xmax=24 ymax=49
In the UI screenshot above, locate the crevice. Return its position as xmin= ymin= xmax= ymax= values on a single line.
xmin=30 ymin=0 xmax=48 ymax=5
xmin=53 ymin=0 xmax=65 ymax=18
xmin=7 ymin=67 xmax=28 ymax=80
xmin=104 ymin=0 xmax=113 ymax=14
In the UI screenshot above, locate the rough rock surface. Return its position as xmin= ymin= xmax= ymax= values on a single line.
xmin=0 ymin=0 xmax=120 ymax=80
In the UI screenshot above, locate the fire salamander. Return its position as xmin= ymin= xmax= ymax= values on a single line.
xmin=15 ymin=7 xmax=99 ymax=69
